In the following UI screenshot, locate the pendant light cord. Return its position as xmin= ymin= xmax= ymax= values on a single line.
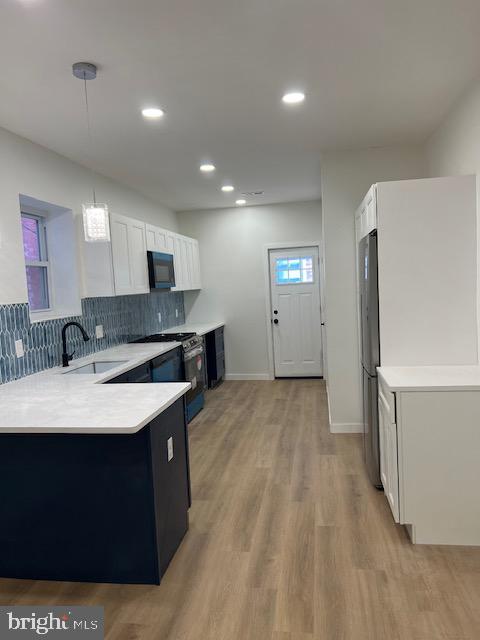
xmin=82 ymin=73 xmax=96 ymax=204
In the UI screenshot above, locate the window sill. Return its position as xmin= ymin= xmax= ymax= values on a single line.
xmin=29 ymin=308 xmax=82 ymax=324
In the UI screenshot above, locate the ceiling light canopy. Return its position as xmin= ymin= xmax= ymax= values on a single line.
xmin=282 ymin=91 xmax=305 ymax=105
xmin=200 ymin=163 xmax=216 ymax=173
xmin=221 ymin=185 xmax=234 ymax=192
xmin=142 ymin=107 xmax=165 ymax=119
xmin=236 ymin=199 xmax=246 ymax=206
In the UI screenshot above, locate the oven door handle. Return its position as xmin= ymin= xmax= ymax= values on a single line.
xmin=184 ymin=346 xmax=204 ymax=360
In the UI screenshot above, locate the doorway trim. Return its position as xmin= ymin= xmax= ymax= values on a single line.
xmin=263 ymin=240 xmax=324 ymax=381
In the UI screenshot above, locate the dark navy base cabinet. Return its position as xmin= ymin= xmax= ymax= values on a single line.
xmin=205 ymin=327 xmax=225 ymax=389
xmin=0 ymin=398 xmax=190 ymax=585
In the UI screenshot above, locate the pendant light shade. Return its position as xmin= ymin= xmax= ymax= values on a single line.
xmin=82 ymin=203 xmax=110 ymax=242
xmin=73 ymin=61 xmax=111 ymax=243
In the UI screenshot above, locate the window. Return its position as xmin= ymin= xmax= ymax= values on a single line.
xmin=275 ymin=256 xmax=314 ymax=285
xmin=21 ymin=213 xmax=50 ymax=311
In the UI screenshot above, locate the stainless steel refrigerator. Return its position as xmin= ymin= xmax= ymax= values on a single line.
xmin=359 ymin=230 xmax=381 ymax=487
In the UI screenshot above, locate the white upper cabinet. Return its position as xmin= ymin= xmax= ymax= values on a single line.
xmin=146 ymin=223 xmax=169 ymax=253
xmin=145 ymin=224 xmax=201 ymax=292
xmin=110 ymin=213 xmax=149 ymax=295
xmin=191 ymin=239 xmax=202 ymax=290
xmin=355 ymin=185 xmax=377 ymax=242
xmin=110 ymin=214 xmax=132 ymax=295
xmin=83 ymin=218 xmax=201 ymax=297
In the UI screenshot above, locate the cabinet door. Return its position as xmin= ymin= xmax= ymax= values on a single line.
xmin=110 ymin=214 xmax=133 ymax=295
xmin=146 ymin=224 xmax=170 ymax=253
xmin=192 ymin=240 xmax=201 ymax=289
xmin=183 ymin=237 xmax=193 ymax=290
xmin=172 ymin=235 xmax=185 ymax=291
xmin=145 ymin=224 xmax=157 ymax=252
xmin=186 ymin=239 xmax=197 ymax=290
xmin=379 ymin=391 xmax=399 ymax=522
xmin=165 ymin=232 xmax=175 ymax=255
xmin=129 ymin=218 xmax=149 ymax=294
xmin=365 ymin=186 xmax=377 ymax=234
xmin=111 ymin=213 xmax=149 ymax=295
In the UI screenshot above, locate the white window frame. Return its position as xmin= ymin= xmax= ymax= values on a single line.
xmin=21 ymin=210 xmax=53 ymax=313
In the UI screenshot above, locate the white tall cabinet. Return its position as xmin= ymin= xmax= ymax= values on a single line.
xmin=355 ymin=175 xmax=478 ymax=544
xmin=355 ymin=175 xmax=478 ymax=367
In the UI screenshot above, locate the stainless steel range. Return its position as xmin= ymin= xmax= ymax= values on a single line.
xmin=131 ymin=332 xmax=205 ymax=422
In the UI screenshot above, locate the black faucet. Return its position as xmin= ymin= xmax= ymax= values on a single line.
xmin=61 ymin=321 xmax=90 ymax=367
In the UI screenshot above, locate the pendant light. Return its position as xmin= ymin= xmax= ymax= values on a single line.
xmin=72 ymin=61 xmax=110 ymax=242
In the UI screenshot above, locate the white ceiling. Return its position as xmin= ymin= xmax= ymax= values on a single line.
xmin=1 ymin=0 xmax=480 ymax=211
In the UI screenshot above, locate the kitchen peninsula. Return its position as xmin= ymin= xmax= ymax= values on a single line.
xmin=0 ymin=343 xmax=191 ymax=584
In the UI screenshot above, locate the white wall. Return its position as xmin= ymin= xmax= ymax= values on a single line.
xmin=321 ymin=146 xmax=426 ymax=432
xmin=426 ymin=78 xmax=480 ymax=180
xmin=0 ymin=126 xmax=177 ymax=305
xmin=177 ymin=201 xmax=322 ymax=378
xmin=426 ymin=77 xmax=480 ymax=357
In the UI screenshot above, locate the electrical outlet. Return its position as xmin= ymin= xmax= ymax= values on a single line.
xmin=175 ymin=308 xmax=179 ymax=318
xmin=95 ymin=325 xmax=104 ymax=339
xmin=167 ymin=437 xmax=174 ymax=462
xmin=158 ymin=312 xmax=162 ymax=324
xmin=15 ymin=339 xmax=24 ymax=358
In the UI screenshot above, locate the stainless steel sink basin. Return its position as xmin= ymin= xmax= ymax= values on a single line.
xmin=63 ymin=361 xmax=127 ymax=375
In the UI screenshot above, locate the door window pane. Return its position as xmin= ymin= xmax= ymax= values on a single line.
xmin=25 ymin=266 xmax=49 ymax=311
xmin=275 ymin=256 xmax=315 ymax=285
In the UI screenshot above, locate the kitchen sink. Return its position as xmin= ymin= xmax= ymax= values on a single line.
xmin=63 ymin=361 xmax=127 ymax=375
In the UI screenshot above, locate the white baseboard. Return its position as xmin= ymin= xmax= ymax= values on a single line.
xmin=329 ymin=422 xmax=363 ymax=434
xmin=224 ymin=373 xmax=272 ymax=381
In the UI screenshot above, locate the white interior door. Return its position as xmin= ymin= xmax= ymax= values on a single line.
xmin=269 ymin=247 xmax=323 ymax=377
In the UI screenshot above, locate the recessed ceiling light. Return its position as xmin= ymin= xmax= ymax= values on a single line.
xmin=282 ymin=91 xmax=305 ymax=105
xmin=200 ymin=163 xmax=216 ymax=173
xmin=221 ymin=185 xmax=234 ymax=192
xmin=141 ymin=107 xmax=165 ymax=119
xmin=236 ymin=199 xmax=246 ymax=206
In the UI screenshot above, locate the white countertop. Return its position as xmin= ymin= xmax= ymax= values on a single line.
xmin=378 ymin=365 xmax=480 ymax=391
xmin=162 ymin=321 xmax=225 ymax=336
xmin=0 ymin=342 xmax=190 ymax=434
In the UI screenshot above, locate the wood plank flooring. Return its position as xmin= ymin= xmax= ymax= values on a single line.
xmin=1 ymin=380 xmax=479 ymax=639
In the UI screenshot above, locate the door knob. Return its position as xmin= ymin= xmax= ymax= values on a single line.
xmin=273 ymin=319 xmax=279 ymax=324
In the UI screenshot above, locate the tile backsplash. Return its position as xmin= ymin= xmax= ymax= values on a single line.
xmin=0 ymin=292 xmax=184 ymax=385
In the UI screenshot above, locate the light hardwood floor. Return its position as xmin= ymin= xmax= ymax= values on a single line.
xmin=1 ymin=380 xmax=480 ymax=639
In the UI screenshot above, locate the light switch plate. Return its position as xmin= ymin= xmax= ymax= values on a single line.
xmin=15 ymin=339 xmax=24 ymax=358
xmin=95 ymin=325 xmax=104 ymax=339
xmin=167 ymin=437 xmax=174 ymax=462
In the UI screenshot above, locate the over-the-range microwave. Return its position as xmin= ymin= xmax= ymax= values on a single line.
xmin=147 ymin=251 xmax=176 ymax=290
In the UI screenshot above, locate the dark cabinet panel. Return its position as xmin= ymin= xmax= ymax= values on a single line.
xmin=149 ymin=399 xmax=190 ymax=575
xmin=106 ymin=362 xmax=150 ymax=384
xmin=106 ymin=348 xmax=183 ymax=385
xmin=151 ymin=347 xmax=183 ymax=382
xmin=205 ymin=326 xmax=225 ymax=389
xmin=127 ymin=362 xmax=151 ymax=383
